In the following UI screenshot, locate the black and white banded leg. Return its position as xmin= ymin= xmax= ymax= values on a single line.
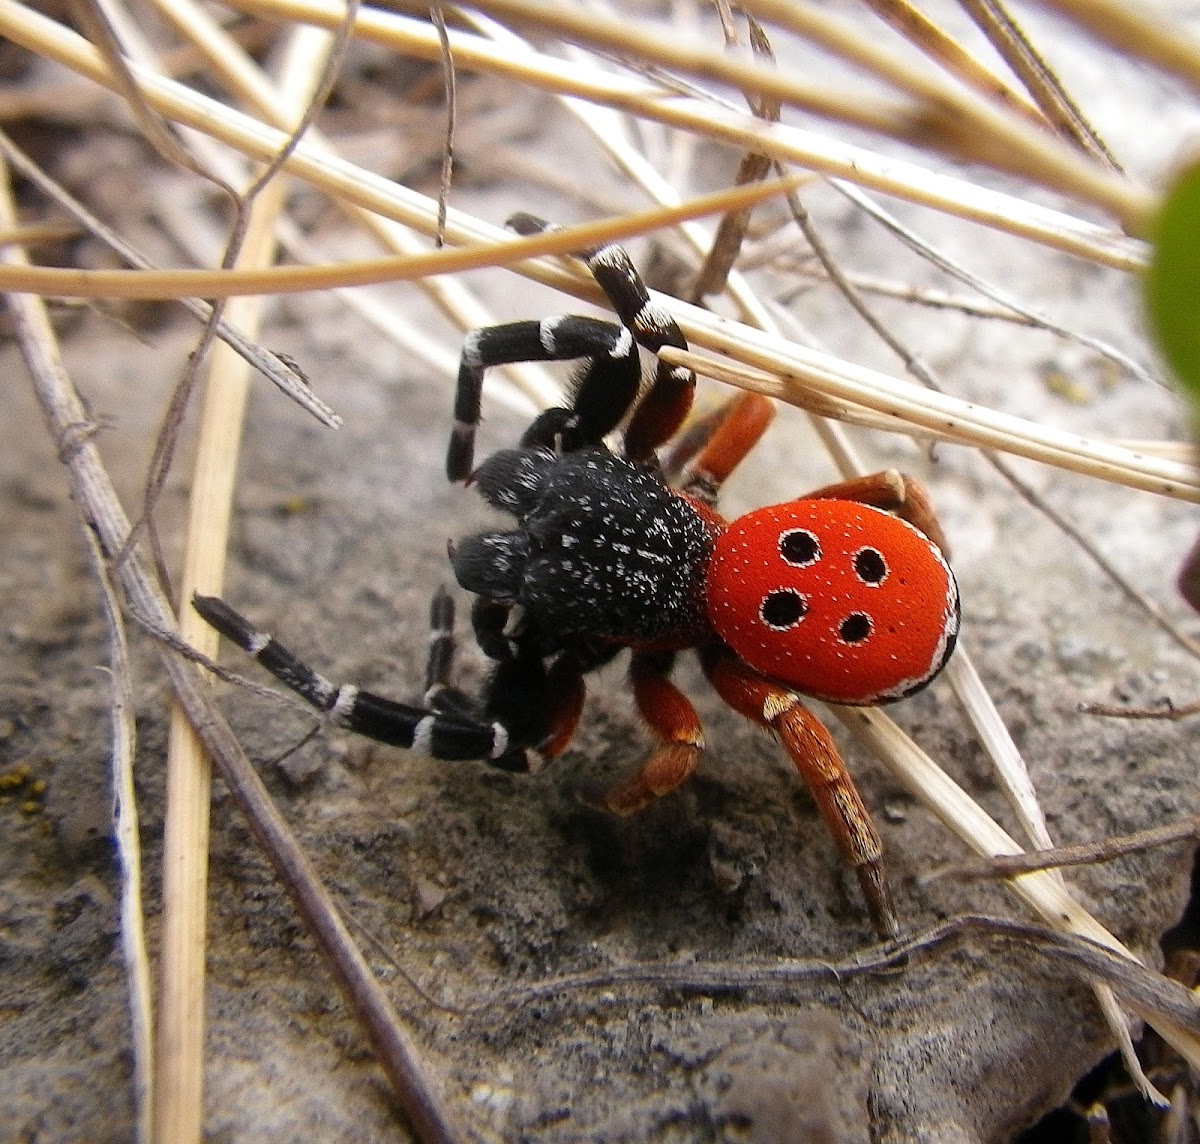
xmin=446 ymin=215 xmax=697 ymax=480
xmin=422 ymin=586 xmax=475 ymax=716
xmin=508 ymin=213 xmax=696 ymax=461
xmin=192 ymin=594 xmax=526 ymax=768
xmin=448 ymin=316 xmax=640 ymax=481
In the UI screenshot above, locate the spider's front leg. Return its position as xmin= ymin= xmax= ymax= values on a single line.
xmin=192 ymin=593 xmax=530 ymax=770
xmin=702 ymin=646 xmax=901 ymax=941
xmin=447 ymin=216 xmax=700 ymax=481
xmin=448 ymin=315 xmax=642 ymax=480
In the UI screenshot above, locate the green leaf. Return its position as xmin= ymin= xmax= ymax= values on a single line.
xmin=1146 ymin=162 xmax=1200 ymax=410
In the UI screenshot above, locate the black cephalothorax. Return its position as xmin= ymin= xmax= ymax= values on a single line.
xmin=455 ymin=448 xmax=717 ymax=648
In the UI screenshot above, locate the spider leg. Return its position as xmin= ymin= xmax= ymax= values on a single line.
xmin=192 ymin=594 xmax=529 ymax=769
xmin=538 ymin=654 xmax=588 ymax=759
xmin=604 ymin=651 xmax=706 ymax=815
xmin=470 ymin=596 xmax=517 ymax=661
xmin=422 ymin=586 xmax=477 ymax=716
xmin=803 ymin=470 xmax=950 ymax=556
xmin=507 ymin=211 xmax=695 ymax=463
xmin=448 ymin=316 xmax=641 ymax=481
xmin=584 ymin=242 xmax=694 ymax=462
xmin=675 ymin=392 xmax=776 ymax=504
xmin=702 ymin=645 xmax=900 ymax=940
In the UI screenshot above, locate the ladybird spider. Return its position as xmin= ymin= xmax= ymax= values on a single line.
xmin=195 ymin=214 xmax=960 ymax=940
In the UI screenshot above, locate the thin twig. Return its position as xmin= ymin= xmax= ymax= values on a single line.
xmin=474 ymin=915 xmax=1200 ymax=1044
xmin=84 ymin=524 xmax=154 ymax=1144
xmin=0 ymin=128 xmax=340 ymax=428
xmin=933 ymin=818 xmax=1200 ymax=880
xmin=430 ymin=2 xmax=456 ymax=249
xmin=956 ymin=0 xmax=1122 ymax=170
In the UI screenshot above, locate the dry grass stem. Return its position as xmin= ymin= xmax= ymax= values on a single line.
xmin=144 ymin=0 xmax=558 ymax=406
xmin=96 ymin=0 xmax=1150 ymax=266
xmin=151 ymin=21 xmax=368 ymax=1138
xmin=1039 ymin=0 xmax=1200 ymax=94
xmin=0 ymin=175 xmax=810 ymax=297
xmin=955 ymin=0 xmax=1120 ymax=169
xmin=84 ymin=523 xmax=154 ymax=1143
xmin=860 ymin=0 xmax=1045 ymax=124
xmin=660 ymin=344 xmax=1198 ymax=502
xmin=939 ymin=818 xmax=1200 ymax=880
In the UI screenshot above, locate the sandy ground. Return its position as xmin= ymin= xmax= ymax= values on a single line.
xmin=3 ymin=6 xmax=1200 ymax=1143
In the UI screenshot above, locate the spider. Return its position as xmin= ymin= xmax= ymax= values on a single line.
xmin=195 ymin=214 xmax=960 ymax=939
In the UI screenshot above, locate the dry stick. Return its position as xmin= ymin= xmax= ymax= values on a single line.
xmin=688 ymin=9 xmax=778 ymax=304
xmin=0 ymin=184 xmax=808 ymax=299
xmin=0 ymin=220 xmax=81 ymax=246
xmin=483 ymin=915 xmax=1200 ymax=1045
xmin=84 ymin=524 xmax=154 ymax=1144
xmin=1082 ymin=698 xmax=1200 ymax=721
xmin=938 ymin=819 xmax=1200 ymax=881
xmin=430 ymin=2 xmax=455 ymax=249
xmin=956 ymin=0 xmax=1122 ymax=170
xmin=0 ymin=159 xmax=462 ymax=1144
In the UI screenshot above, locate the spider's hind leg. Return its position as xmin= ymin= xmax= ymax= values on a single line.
xmin=702 ymin=645 xmax=900 ymax=941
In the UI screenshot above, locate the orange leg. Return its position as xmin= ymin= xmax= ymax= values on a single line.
xmin=703 ymin=646 xmax=900 ymax=940
xmin=624 ymin=371 xmax=696 ymax=463
xmin=804 ymin=469 xmax=949 ymax=557
xmin=538 ymin=657 xmax=588 ymax=760
xmin=670 ymin=392 xmax=775 ymax=504
xmin=605 ymin=652 xmax=706 ymax=815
